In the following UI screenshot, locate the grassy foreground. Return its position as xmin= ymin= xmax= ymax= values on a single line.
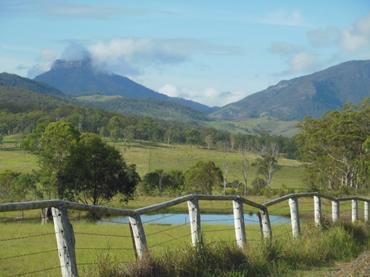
xmin=0 ymin=221 xmax=369 ymax=277
xmin=87 ymin=223 xmax=370 ymax=277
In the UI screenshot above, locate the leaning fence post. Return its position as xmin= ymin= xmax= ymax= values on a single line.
xmin=365 ymin=201 xmax=369 ymax=223
xmin=332 ymin=200 xmax=339 ymax=223
xmin=232 ymin=199 xmax=246 ymax=248
xmin=52 ymin=206 xmax=78 ymax=277
xmin=314 ymin=195 xmax=321 ymax=227
xmin=188 ymin=197 xmax=201 ymax=246
xmin=129 ymin=214 xmax=148 ymax=259
xmin=352 ymin=199 xmax=358 ymax=223
xmin=259 ymin=207 xmax=272 ymax=240
xmin=288 ymin=197 xmax=300 ymax=238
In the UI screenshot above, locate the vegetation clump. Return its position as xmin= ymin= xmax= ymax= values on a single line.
xmin=90 ymin=223 xmax=369 ymax=277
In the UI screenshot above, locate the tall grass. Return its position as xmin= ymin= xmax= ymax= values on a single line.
xmin=87 ymin=222 xmax=369 ymax=277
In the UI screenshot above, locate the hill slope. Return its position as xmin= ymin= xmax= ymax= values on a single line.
xmin=0 ymin=72 xmax=64 ymax=97
xmin=211 ymin=60 xmax=370 ymax=121
xmin=34 ymin=58 xmax=214 ymax=114
xmin=0 ymin=85 xmax=68 ymax=113
xmin=76 ymin=95 xmax=207 ymax=122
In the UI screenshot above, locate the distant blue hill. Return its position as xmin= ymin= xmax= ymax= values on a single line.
xmin=211 ymin=60 xmax=370 ymax=120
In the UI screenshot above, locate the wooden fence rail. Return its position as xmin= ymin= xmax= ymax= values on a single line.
xmin=0 ymin=192 xmax=369 ymax=277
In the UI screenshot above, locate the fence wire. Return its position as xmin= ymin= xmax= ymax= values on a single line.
xmin=1 ymin=195 xmax=368 ymax=276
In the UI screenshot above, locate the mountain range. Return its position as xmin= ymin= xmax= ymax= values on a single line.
xmin=210 ymin=60 xmax=370 ymax=120
xmin=1 ymin=58 xmax=370 ymax=136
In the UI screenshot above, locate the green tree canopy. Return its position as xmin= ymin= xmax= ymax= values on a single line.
xmin=296 ymin=100 xmax=370 ymax=190
xmin=141 ymin=169 xmax=185 ymax=194
xmin=39 ymin=121 xmax=80 ymax=174
xmin=57 ymin=133 xmax=140 ymax=205
xmin=185 ymin=161 xmax=223 ymax=194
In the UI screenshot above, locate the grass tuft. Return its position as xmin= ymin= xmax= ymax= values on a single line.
xmin=92 ymin=223 xmax=370 ymax=277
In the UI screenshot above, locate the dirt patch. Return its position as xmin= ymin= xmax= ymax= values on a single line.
xmin=328 ymin=251 xmax=370 ymax=277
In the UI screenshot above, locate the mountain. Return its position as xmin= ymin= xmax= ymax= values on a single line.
xmin=0 ymin=85 xmax=68 ymax=113
xmin=34 ymin=58 xmax=214 ymax=114
xmin=0 ymin=72 xmax=64 ymax=97
xmin=211 ymin=60 xmax=370 ymax=121
xmin=76 ymin=95 xmax=207 ymax=122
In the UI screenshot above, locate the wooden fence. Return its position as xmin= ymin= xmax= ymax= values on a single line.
xmin=0 ymin=192 xmax=369 ymax=277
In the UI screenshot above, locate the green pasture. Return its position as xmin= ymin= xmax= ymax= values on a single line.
xmin=0 ymin=136 xmax=306 ymax=189
xmin=0 ymin=222 xmax=267 ymax=277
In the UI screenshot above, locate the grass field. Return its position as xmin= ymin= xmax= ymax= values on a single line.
xmin=1 ymin=219 xmax=367 ymax=277
xmin=0 ymin=221 xmax=265 ymax=277
xmin=0 ymin=135 xmax=306 ymax=190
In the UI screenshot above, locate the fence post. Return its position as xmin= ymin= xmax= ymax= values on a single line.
xmin=332 ymin=200 xmax=339 ymax=223
xmin=352 ymin=199 xmax=358 ymax=223
xmin=188 ymin=197 xmax=201 ymax=246
xmin=129 ymin=214 xmax=148 ymax=259
xmin=232 ymin=199 xmax=246 ymax=248
xmin=259 ymin=207 xmax=272 ymax=240
xmin=314 ymin=195 xmax=321 ymax=227
xmin=365 ymin=201 xmax=369 ymax=223
xmin=52 ymin=207 xmax=78 ymax=277
xmin=288 ymin=197 xmax=300 ymax=238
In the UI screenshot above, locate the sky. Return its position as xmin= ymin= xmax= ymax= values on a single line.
xmin=1 ymin=0 xmax=370 ymax=107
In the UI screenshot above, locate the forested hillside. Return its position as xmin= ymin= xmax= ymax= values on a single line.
xmin=76 ymin=95 xmax=207 ymax=122
xmin=0 ymin=84 xmax=297 ymax=157
xmin=0 ymin=73 xmax=63 ymax=97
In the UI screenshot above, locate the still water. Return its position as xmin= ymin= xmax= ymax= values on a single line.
xmin=99 ymin=213 xmax=290 ymax=225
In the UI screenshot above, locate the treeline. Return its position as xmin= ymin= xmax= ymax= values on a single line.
xmin=0 ymin=93 xmax=298 ymax=158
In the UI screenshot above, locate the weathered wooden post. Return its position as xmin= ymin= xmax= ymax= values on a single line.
xmin=288 ymin=197 xmax=300 ymax=238
xmin=129 ymin=214 xmax=148 ymax=259
xmin=332 ymin=200 xmax=339 ymax=223
xmin=52 ymin=206 xmax=78 ymax=277
xmin=365 ymin=201 xmax=369 ymax=223
xmin=352 ymin=199 xmax=358 ymax=223
xmin=188 ymin=197 xmax=201 ymax=246
xmin=259 ymin=207 xmax=272 ymax=240
xmin=232 ymin=199 xmax=246 ymax=248
xmin=313 ymin=195 xmax=321 ymax=227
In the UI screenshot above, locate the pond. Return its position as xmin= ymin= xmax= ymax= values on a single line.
xmin=98 ymin=213 xmax=290 ymax=225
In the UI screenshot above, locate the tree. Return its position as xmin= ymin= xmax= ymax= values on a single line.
xmin=37 ymin=121 xmax=79 ymax=198
xmin=185 ymin=161 xmax=223 ymax=194
xmin=141 ymin=170 xmax=185 ymax=194
xmin=296 ymin=100 xmax=370 ymax=190
xmin=57 ymin=133 xmax=140 ymax=206
xmin=0 ymin=133 xmax=3 ymax=146
xmin=204 ymin=134 xmax=214 ymax=150
xmin=21 ymin=123 xmax=47 ymax=153
xmin=241 ymin=154 xmax=249 ymax=195
xmin=255 ymin=143 xmax=279 ymax=187
xmin=107 ymin=116 xmax=123 ymax=141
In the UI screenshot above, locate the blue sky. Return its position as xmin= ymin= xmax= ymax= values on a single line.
xmin=1 ymin=0 xmax=370 ymax=106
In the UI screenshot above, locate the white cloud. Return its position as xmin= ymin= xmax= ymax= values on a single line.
xmin=158 ymin=84 xmax=244 ymax=106
xmin=86 ymin=38 xmax=241 ymax=76
xmin=27 ymin=48 xmax=57 ymax=77
xmin=258 ymin=10 xmax=309 ymax=27
xmin=306 ymin=13 xmax=370 ymax=54
xmin=159 ymin=84 xmax=178 ymax=97
xmin=341 ymin=14 xmax=370 ymax=52
xmin=289 ymin=52 xmax=316 ymax=73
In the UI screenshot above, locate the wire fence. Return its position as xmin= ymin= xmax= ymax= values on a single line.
xmin=0 ymin=193 xmax=369 ymax=276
